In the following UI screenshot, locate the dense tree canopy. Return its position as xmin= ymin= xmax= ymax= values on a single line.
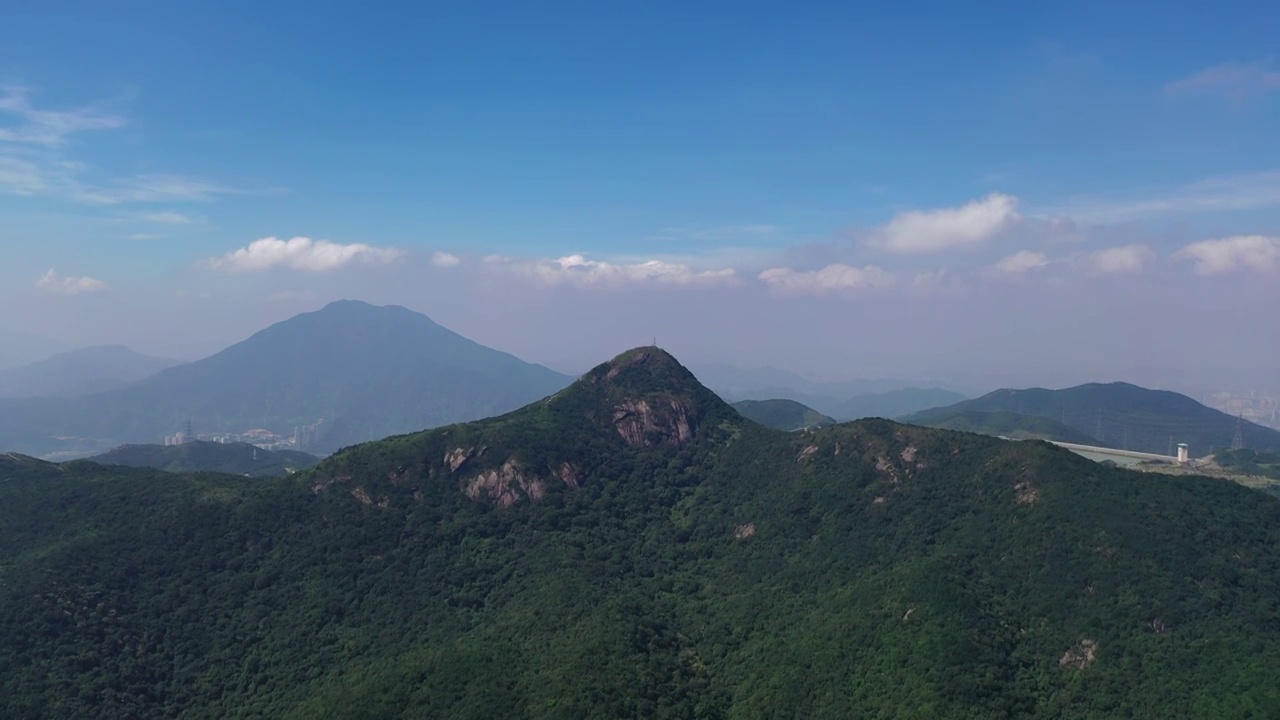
xmin=3 ymin=349 xmax=1279 ymax=718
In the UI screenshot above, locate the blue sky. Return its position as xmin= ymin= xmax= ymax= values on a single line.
xmin=1 ymin=1 xmax=1278 ymax=386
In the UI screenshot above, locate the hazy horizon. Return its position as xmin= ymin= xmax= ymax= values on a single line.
xmin=2 ymin=4 xmax=1277 ymax=394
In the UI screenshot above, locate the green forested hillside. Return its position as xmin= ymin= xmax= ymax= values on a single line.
xmin=904 ymin=382 xmax=1280 ymax=457
xmin=905 ymin=409 xmax=1106 ymax=445
xmin=89 ymin=441 xmax=319 ymax=476
xmin=2 ymin=349 xmax=1280 ymax=719
xmin=731 ymin=398 xmax=835 ymax=430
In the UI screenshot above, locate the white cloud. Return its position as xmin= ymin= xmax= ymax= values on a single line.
xmin=34 ymin=269 xmax=108 ymax=295
xmin=757 ymin=264 xmax=894 ymax=295
xmin=1048 ymin=171 xmax=1280 ymax=223
xmin=1174 ymin=235 xmax=1278 ymax=275
xmin=992 ymin=250 xmax=1050 ymax=275
xmin=73 ymin=175 xmax=241 ymax=205
xmin=1167 ymin=60 xmax=1280 ymax=101
xmin=868 ymin=193 xmax=1020 ymax=254
xmin=0 ymin=86 xmax=124 ymax=146
xmin=0 ymin=155 xmax=48 ymax=195
xmin=133 ymin=211 xmax=196 ymax=224
xmin=201 ymin=237 xmax=406 ymax=272
xmin=431 ymin=252 xmax=462 ymax=268
xmin=1086 ymin=244 xmax=1155 ymax=275
xmin=0 ymin=86 xmax=249 ymax=207
xmin=493 ymin=254 xmax=738 ymax=288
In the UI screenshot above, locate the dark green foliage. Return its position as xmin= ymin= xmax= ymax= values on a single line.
xmin=1216 ymin=449 xmax=1280 ymax=480
xmin=89 ymin=441 xmax=319 ymax=477
xmin=905 ymin=382 xmax=1280 ymax=457
xmin=0 ymin=301 xmax=571 ymax=457
xmin=731 ymin=399 xmax=834 ymax=430
xmin=3 ymin=349 xmax=1280 ymax=718
xmin=908 ymin=410 xmax=1106 ymax=445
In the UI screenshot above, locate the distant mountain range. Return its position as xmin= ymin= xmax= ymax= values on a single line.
xmin=0 ymin=301 xmax=572 ymax=458
xmin=90 ymin=441 xmax=319 ymax=477
xmin=731 ymin=399 xmax=835 ymax=431
xmin=692 ymin=362 xmax=971 ymax=407
xmin=904 ymin=382 xmax=1280 ymax=457
xmin=828 ymin=387 xmax=969 ymax=421
xmin=0 ymin=345 xmax=184 ymax=398
xmin=692 ymin=364 xmax=970 ymax=420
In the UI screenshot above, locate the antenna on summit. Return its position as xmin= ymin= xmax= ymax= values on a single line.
xmin=1232 ymin=414 xmax=1245 ymax=451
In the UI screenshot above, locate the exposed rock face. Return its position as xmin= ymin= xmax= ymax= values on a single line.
xmin=445 ymin=447 xmax=475 ymax=472
xmin=612 ymin=398 xmax=695 ymax=448
xmin=606 ymin=350 xmax=651 ymax=380
xmin=464 ymin=459 xmax=546 ymax=508
xmin=1059 ymin=639 xmax=1098 ymax=670
xmin=797 ymin=444 xmax=819 ymax=462
xmin=556 ymin=461 xmax=581 ymax=489
xmin=351 ymin=487 xmax=390 ymax=509
xmin=1014 ymin=479 xmax=1040 ymax=505
xmin=734 ymin=522 xmax=757 ymax=539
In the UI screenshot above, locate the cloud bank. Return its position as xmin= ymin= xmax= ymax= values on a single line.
xmin=34 ymin=269 xmax=109 ymax=295
xmin=869 ymin=193 xmax=1020 ymax=254
xmin=1175 ymin=235 xmax=1278 ymax=275
xmin=202 ymin=237 xmax=406 ymax=272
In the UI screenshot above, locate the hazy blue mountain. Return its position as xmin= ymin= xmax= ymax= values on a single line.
xmin=0 ymin=344 xmax=184 ymax=398
xmin=830 ymin=387 xmax=970 ymax=421
xmin=731 ymin=398 xmax=836 ymax=430
xmin=0 ymin=329 xmax=67 ymax=371
xmin=0 ymin=300 xmax=572 ymax=458
xmin=904 ymin=382 xmax=1280 ymax=457
xmin=693 ymin=362 xmax=971 ymax=417
xmin=90 ymin=441 xmax=319 ymax=477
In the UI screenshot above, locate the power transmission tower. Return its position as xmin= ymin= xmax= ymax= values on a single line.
xmin=1231 ymin=414 xmax=1245 ymax=451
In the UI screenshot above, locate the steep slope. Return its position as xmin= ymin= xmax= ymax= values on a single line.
xmin=905 ymin=382 xmax=1280 ymax=457
xmin=90 ymin=441 xmax=319 ymax=477
xmin=830 ymin=387 xmax=969 ymax=421
xmin=0 ymin=345 xmax=184 ymax=398
xmin=0 ymin=300 xmax=572 ymax=457
xmin=907 ymin=410 xmax=1106 ymax=445
xmin=732 ymin=399 xmax=835 ymax=430
xmin=2 ymin=349 xmax=1280 ymax=718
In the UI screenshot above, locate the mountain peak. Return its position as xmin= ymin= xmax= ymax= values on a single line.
xmin=553 ymin=346 xmax=736 ymax=450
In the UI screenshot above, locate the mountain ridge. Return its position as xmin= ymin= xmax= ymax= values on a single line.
xmin=90 ymin=440 xmax=319 ymax=477
xmin=0 ymin=300 xmax=572 ymax=458
xmin=904 ymin=381 xmax=1280 ymax=456
xmin=731 ymin=398 xmax=835 ymax=430
xmin=0 ymin=344 xmax=183 ymax=398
